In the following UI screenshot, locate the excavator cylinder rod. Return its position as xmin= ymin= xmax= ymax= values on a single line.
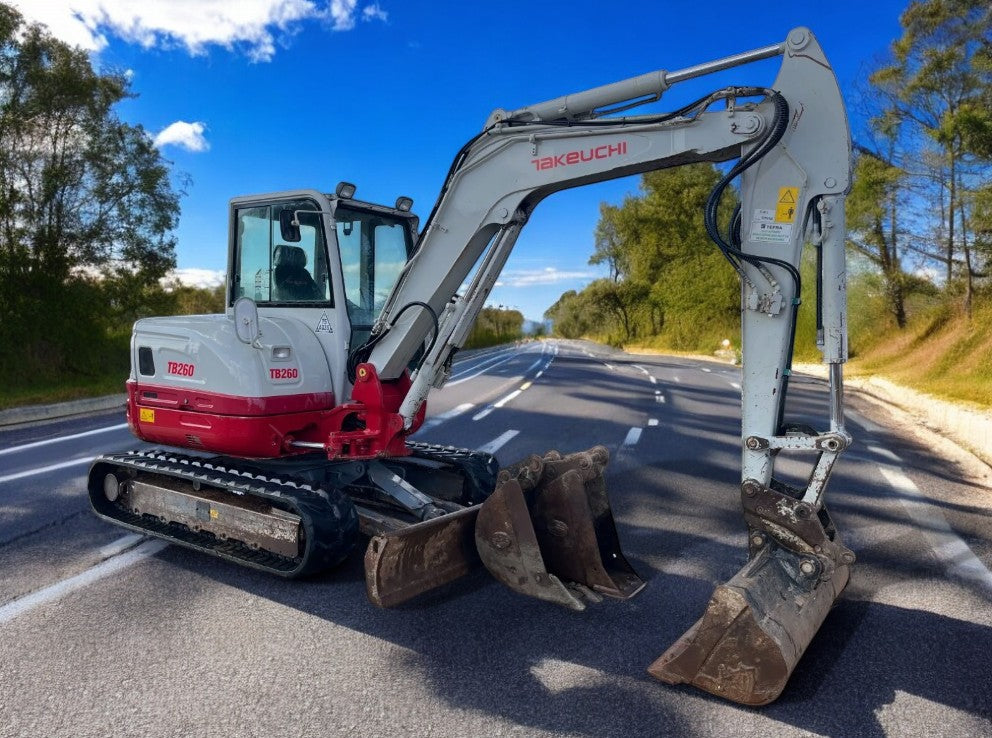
xmin=648 ymin=543 xmax=850 ymax=706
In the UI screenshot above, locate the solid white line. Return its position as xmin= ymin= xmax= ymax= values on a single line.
xmin=97 ymin=533 xmax=146 ymax=559
xmin=0 ymin=423 xmax=129 ymax=457
xmin=878 ymin=465 xmax=992 ymax=595
xmin=478 ymin=430 xmax=519 ymax=455
xmin=0 ymin=539 xmax=168 ymax=625
xmin=623 ymin=427 xmax=642 ymax=446
xmin=447 ymin=354 xmax=520 ymax=386
xmin=648 ymin=419 xmax=659 ymax=427
xmin=0 ymin=457 xmax=93 ymax=484
xmin=418 ymin=403 xmax=475 ymax=432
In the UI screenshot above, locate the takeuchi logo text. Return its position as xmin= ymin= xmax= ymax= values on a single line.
xmin=531 ymin=141 xmax=628 ymax=171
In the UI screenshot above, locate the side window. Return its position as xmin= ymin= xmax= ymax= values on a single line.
xmin=234 ymin=201 xmax=332 ymax=305
xmin=336 ymin=207 xmax=412 ymax=329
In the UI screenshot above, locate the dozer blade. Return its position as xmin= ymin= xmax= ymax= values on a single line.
xmin=648 ymin=543 xmax=850 ymax=706
xmin=365 ymin=504 xmax=481 ymax=608
xmin=475 ymin=447 xmax=645 ymax=610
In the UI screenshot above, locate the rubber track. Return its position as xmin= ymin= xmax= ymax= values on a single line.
xmin=88 ymin=450 xmax=360 ymax=578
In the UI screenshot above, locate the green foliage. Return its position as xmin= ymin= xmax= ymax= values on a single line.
xmin=0 ymin=4 xmax=184 ymax=403
xmin=463 ymin=306 xmax=524 ymax=349
xmin=548 ymin=164 xmax=740 ymax=352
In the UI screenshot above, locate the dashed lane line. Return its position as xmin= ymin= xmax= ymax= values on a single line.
xmin=622 ymin=427 xmax=642 ymax=447
xmin=418 ymin=403 xmax=475 ymax=433
xmin=478 ymin=430 xmax=520 ymax=455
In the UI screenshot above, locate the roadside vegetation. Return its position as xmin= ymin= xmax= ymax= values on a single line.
xmin=1 ymin=1 xmax=990 ymax=412
xmin=547 ymin=0 xmax=992 ymax=409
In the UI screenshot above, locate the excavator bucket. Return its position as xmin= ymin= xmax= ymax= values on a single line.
xmin=649 ymin=482 xmax=854 ymax=706
xmin=475 ymin=447 xmax=645 ymax=609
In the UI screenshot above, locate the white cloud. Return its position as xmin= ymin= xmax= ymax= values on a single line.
xmin=153 ymin=121 xmax=209 ymax=152
xmin=362 ymin=3 xmax=388 ymax=22
xmin=11 ymin=1 xmax=319 ymax=61
xmin=496 ymin=267 xmax=599 ymax=288
xmin=329 ymin=0 xmax=358 ymax=31
xmin=167 ymin=268 xmax=227 ymax=288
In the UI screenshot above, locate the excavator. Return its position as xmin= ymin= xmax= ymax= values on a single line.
xmin=88 ymin=27 xmax=853 ymax=706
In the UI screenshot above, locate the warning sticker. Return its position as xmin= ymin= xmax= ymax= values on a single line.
xmin=775 ymin=187 xmax=800 ymax=223
xmin=139 ymin=408 xmax=155 ymax=423
xmin=750 ymin=208 xmax=793 ymax=244
xmin=315 ymin=313 xmax=333 ymax=333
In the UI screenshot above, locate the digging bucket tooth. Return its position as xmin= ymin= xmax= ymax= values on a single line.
xmin=649 ymin=544 xmax=850 ymax=705
xmin=475 ymin=447 xmax=645 ymax=609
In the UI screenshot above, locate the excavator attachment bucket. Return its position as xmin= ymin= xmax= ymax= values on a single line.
xmin=475 ymin=447 xmax=645 ymax=610
xmin=365 ymin=504 xmax=481 ymax=608
xmin=649 ymin=481 xmax=854 ymax=706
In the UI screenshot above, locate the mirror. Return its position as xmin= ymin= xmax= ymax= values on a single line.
xmin=233 ymin=296 xmax=261 ymax=345
xmin=279 ymin=209 xmax=301 ymax=242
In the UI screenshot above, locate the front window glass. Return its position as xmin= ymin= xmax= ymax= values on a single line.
xmin=335 ymin=206 xmax=412 ymax=327
xmin=234 ymin=200 xmax=332 ymax=305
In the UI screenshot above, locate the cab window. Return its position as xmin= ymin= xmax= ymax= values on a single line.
xmin=234 ymin=200 xmax=332 ymax=305
xmin=335 ymin=205 xmax=411 ymax=328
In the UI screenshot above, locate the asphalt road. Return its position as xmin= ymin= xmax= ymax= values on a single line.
xmin=1 ymin=339 xmax=990 ymax=737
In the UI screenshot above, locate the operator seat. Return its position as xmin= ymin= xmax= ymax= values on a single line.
xmin=272 ymin=244 xmax=322 ymax=301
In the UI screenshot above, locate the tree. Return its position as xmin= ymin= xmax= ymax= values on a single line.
xmin=868 ymin=0 xmax=992 ymax=315
xmin=0 ymin=4 xmax=182 ymax=384
xmin=847 ymin=145 xmax=910 ymax=327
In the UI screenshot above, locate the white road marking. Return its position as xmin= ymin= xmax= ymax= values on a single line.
xmin=535 ymin=370 xmax=544 ymax=379
xmin=604 ymin=363 xmax=615 ymax=371
xmin=672 ymin=376 xmax=681 ymax=383
xmin=648 ymin=419 xmax=659 ymax=427
xmin=97 ymin=533 xmax=146 ymax=559
xmin=850 ymin=410 xmax=886 ymax=435
xmin=0 ymin=539 xmax=168 ymax=625
xmin=649 ymin=376 xmax=657 ymax=385
xmin=656 ymin=395 xmax=666 ymax=404
xmin=0 ymin=423 xmax=129 ymax=457
xmin=623 ymin=427 xmax=642 ymax=446
xmin=867 ymin=444 xmax=901 ymax=463
xmin=730 ymin=382 xmax=741 ymax=390
xmin=878 ymin=464 xmax=992 ymax=596
xmin=472 ymin=408 xmax=493 ymax=421
xmin=418 ymin=403 xmax=475 ymax=432
xmin=701 ymin=367 xmax=711 ymax=373
xmin=478 ymin=430 xmax=519 ymax=455
xmin=447 ymin=349 xmax=525 ymax=386
xmin=519 ymin=381 xmax=533 ymax=391
xmin=633 ymin=365 xmax=650 ymax=376
xmin=0 ymin=457 xmax=93 ymax=484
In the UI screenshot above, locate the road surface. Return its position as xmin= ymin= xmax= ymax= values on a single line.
xmin=1 ymin=340 xmax=990 ymax=737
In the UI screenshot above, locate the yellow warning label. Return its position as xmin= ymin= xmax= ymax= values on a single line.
xmin=775 ymin=187 xmax=800 ymax=223
xmin=139 ymin=408 xmax=155 ymax=423
xmin=209 ymin=508 xmax=219 ymax=520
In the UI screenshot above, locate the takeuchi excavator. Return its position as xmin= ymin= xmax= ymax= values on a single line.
xmin=88 ymin=28 xmax=853 ymax=706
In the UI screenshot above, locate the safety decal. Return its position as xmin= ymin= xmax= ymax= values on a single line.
xmin=139 ymin=408 xmax=155 ymax=423
xmin=750 ymin=209 xmax=793 ymax=245
xmin=315 ymin=313 xmax=333 ymax=333
xmin=775 ymin=187 xmax=800 ymax=223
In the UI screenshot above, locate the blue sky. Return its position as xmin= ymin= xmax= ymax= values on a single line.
xmin=15 ymin=1 xmax=909 ymax=320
